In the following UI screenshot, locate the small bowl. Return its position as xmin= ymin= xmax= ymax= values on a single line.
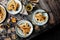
xmin=32 ymin=9 xmax=48 ymax=26
xmin=15 ymin=20 xmax=33 ymax=38
xmin=7 ymin=0 xmax=22 ymax=15
xmin=0 ymin=5 xmax=6 ymax=23
xmin=25 ymin=3 xmax=33 ymax=12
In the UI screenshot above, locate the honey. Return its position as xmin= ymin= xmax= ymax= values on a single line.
xmin=26 ymin=4 xmax=33 ymax=12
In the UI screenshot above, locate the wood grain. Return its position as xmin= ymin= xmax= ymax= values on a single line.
xmin=46 ymin=0 xmax=60 ymax=24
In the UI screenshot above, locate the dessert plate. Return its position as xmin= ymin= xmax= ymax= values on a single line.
xmin=32 ymin=9 xmax=48 ymax=25
xmin=15 ymin=20 xmax=33 ymax=38
xmin=0 ymin=5 xmax=6 ymax=23
xmin=7 ymin=0 xmax=22 ymax=15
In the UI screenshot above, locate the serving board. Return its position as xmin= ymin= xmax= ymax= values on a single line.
xmin=0 ymin=0 xmax=60 ymax=40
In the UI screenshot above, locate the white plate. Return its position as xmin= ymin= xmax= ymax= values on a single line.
xmin=7 ymin=0 xmax=22 ymax=15
xmin=15 ymin=20 xmax=33 ymax=38
xmin=32 ymin=9 xmax=48 ymax=25
xmin=0 ymin=5 xmax=6 ymax=23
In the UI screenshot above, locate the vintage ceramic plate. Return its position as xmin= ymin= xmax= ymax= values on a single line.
xmin=0 ymin=5 xmax=6 ymax=23
xmin=7 ymin=0 xmax=22 ymax=15
xmin=15 ymin=20 xmax=33 ymax=38
xmin=32 ymin=9 xmax=48 ymax=25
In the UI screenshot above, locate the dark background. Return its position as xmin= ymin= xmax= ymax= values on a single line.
xmin=31 ymin=23 xmax=60 ymax=40
xmin=31 ymin=0 xmax=60 ymax=40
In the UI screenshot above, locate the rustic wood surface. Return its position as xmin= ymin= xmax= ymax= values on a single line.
xmin=47 ymin=0 xmax=60 ymax=24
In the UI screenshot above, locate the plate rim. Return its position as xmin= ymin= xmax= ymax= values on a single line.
xmin=32 ymin=9 xmax=49 ymax=25
xmin=0 ymin=5 xmax=6 ymax=23
xmin=6 ymin=0 xmax=22 ymax=15
xmin=15 ymin=20 xmax=33 ymax=38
